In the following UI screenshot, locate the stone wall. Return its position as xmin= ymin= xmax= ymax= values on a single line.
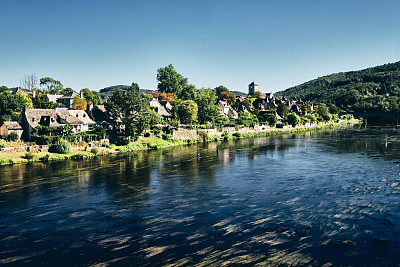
xmin=171 ymin=122 xmax=334 ymax=140
xmin=0 ymin=145 xmax=49 ymax=154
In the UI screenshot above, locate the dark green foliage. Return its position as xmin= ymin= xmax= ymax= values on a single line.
xmin=195 ymin=88 xmax=220 ymax=124
xmin=233 ymin=132 xmax=242 ymax=138
xmin=277 ymin=103 xmax=289 ymax=117
xmin=81 ymin=88 xmax=102 ymax=105
xmin=24 ymin=152 xmax=34 ymax=159
xmin=0 ymin=89 xmax=26 ymax=121
xmin=90 ymin=147 xmax=99 ymax=155
xmin=49 ymin=139 xmax=72 ymax=154
xmin=257 ymin=112 xmax=277 ymax=126
xmin=40 ymin=77 xmax=63 ymax=94
xmin=8 ymin=132 xmax=19 ymax=141
xmin=33 ymin=92 xmax=64 ymax=109
xmin=178 ymin=100 xmax=198 ymax=124
xmin=157 ymin=64 xmax=188 ymax=98
xmin=276 ymin=61 xmax=400 ymax=112
xmin=105 ymin=83 xmax=151 ymax=141
xmin=286 ymin=112 xmax=301 ymax=127
xmin=236 ymin=113 xmax=258 ymax=127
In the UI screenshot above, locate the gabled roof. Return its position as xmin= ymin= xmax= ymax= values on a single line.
xmin=3 ymin=121 xmax=22 ymax=130
xmin=158 ymin=105 xmax=172 ymax=117
xmin=61 ymin=110 xmax=96 ymax=125
xmin=23 ymin=109 xmax=60 ymax=128
xmin=57 ymin=92 xmax=79 ymax=100
xmin=249 ymin=82 xmax=258 ymax=86
xmin=47 ymin=94 xmax=62 ymax=103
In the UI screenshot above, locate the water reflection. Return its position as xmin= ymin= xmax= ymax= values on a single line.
xmin=1 ymin=130 xmax=400 ymax=266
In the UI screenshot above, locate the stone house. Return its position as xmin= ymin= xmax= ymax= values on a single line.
xmin=217 ymin=100 xmax=238 ymax=119
xmin=56 ymin=92 xmax=79 ymax=108
xmin=18 ymin=108 xmax=96 ymax=140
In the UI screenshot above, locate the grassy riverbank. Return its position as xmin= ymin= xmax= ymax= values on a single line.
xmin=0 ymin=120 xmax=360 ymax=166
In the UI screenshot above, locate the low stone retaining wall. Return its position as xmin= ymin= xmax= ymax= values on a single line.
xmin=0 ymin=145 xmax=49 ymax=154
xmin=171 ymin=122 xmax=333 ymax=140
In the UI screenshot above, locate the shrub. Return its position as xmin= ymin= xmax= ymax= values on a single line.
xmin=49 ymin=139 xmax=72 ymax=154
xmin=24 ymin=152 xmax=34 ymax=160
xmin=91 ymin=147 xmax=99 ymax=155
xmin=233 ymin=132 xmax=241 ymax=139
xmin=8 ymin=132 xmax=19 ymax=142
xmin=39 ymin=154 xmax=50 ymax=162
xmin=70 ymin=153 xmax=86 ymax=160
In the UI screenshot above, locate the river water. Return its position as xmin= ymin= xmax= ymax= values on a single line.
xmin=1 ymin=127 xmax=400 ymax=266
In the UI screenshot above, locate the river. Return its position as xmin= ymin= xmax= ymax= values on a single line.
xmin=1 ymin=127 xmax=400 ymax=266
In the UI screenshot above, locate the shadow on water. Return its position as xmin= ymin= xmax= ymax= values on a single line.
xmin=1 ymin=129 xmax=400 ymax=266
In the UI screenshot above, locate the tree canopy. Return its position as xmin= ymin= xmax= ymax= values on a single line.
xmin=157 ymin=64 xmax=189 ymax=98
xmin=40 ymin=77 xmax=63 ymax=94
xmin=105 ymin=83 xmax=151 ymax=141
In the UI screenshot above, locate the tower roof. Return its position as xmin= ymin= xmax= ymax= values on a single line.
xmin=249 ymin=82 xmax=258 ymax=86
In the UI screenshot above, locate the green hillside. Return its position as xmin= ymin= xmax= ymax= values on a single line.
xmin=99 ymin=85 xmax=153 ymax=99
xmin=275 ymin=61 xmax=400 ymax=112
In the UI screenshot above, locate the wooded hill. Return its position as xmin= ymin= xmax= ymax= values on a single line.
xmin=275 ymin=61 xmax=400 ymax=113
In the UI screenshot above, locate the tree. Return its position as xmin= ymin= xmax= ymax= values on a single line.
xmin=220 ymin=91 xmax=236 ymax=106
xmin=17 ymin=91 xmax=33 ymax=108
xmin=33 ymin=92 xmax=64 ymax=109
xmin=105 ymin=83 xmax=151 ymax=141
xmin=156 ymin=64 xmax=188 ymax=97
xmin=20 ymin=74 xmax=38 ymax=91
xmin=258 ymin=112 xmax=277 ymax=126
xmin=0 ymin=91 xmax=25 ymax=122
xmin=277 ymin=103 xmax=289 ymax=117
xmin=178 ymin=100 xmax=198 ymax=124
xmin=81 ymin=88 xmax=102 ymax=105
xmin=316 ymin=103 xmax=332 ymax=121
xmin=195 ymin=88 xmax=219 ymax=124
xmin=180 ymin=83 xmax=198 ymax=100
xmin=60 ymin=87 xmax=74 ymax=95
xmin=71 ymin=96 xmax=87 ymax=110
xmin=286 ymin=112 xmax=301 ymax=127
xmin=40 ymin=77 xmax=63 ymax=94
xmin=254 ymin=91 xmax=263 ymax=99
xmin=214 ymin=85 xmax=229 ymax=98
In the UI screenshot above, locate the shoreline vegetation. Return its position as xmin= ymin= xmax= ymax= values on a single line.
xmin=0 ymin=119 xmax=360 ymax=166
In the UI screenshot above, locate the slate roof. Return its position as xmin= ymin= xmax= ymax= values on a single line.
xmin=3 ymin=121 xmax=22 ymax=130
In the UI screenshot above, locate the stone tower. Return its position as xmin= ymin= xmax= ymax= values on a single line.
xmin=248 ymin=82 xmax=258 ymax=97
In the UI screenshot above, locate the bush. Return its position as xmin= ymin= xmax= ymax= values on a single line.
xmin=49 ymin=139 xmax=72 ymax=154
xmin=39 ymin=154 xmax=50 ymax=162
xmin=91 ymin=147 xmax=99 ymax=155
xmin=8 ymin=132 xmax=19 ymax=142
xmin=233 ymin=132 xmax=241 ymax=139
xmin=24 ymin=152 xmax=34 ymax=160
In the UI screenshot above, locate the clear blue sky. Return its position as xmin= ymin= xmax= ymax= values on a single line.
xmin=1 ymin=0 xmax=400 ymax=93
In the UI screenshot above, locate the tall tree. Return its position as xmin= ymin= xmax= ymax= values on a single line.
xmin=105 ymin=83 xmax=151 ymax=140
xmin=17 ymin=91 xmax=33 ymax=108
xmin=178 ymin=100 xmax=198 ymax=124
xmin=20 ymin=74 xmax=38 ymax=91
xmin=40 ymin=77 xmax=63 ymax=94
xmin=157 ymin=64 xmax=188 ymax=97
xmin=214 ymin=85 xmax=229 ymax=99
xmin=195 ymin=88 xmax=220 ymax=124
xmin=81 ymin=88 xmax=102 ymax=105
xmin=0 ymin=91 xmax=25 ymax=122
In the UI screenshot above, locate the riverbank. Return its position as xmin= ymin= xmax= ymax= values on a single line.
xmin=0 ymin=120 xmax=360 ymax=166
